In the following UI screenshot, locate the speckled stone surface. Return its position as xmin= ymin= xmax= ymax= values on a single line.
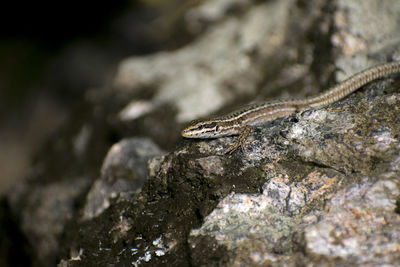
xmin=1 ymin=0 xmax=400 ymax=266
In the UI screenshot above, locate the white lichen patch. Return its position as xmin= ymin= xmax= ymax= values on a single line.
xmin=70 ymin=248 xmax=84 ymax=261
xmin=306 ymin=176 xmax=400 ymax=263
xmin=370 ymin=126 xmax=397 ymax=151
xmin=190 ymin=177 xmax=307 ymax=252
xmin=131 ymin=235 xmax=169 ymax=266
xmin=118 ymin=100 xmax=155 ymax=121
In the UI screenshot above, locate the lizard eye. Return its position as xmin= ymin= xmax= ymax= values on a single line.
xmin=203 ymin=122 xmax=217 ymax=129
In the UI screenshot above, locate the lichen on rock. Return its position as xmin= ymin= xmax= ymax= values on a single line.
xmin=1 ymin=0 xmax=400 ymax=266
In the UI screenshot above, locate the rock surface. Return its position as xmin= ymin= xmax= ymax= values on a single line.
xmin=1 ymin=0 xmax=400 ymax=266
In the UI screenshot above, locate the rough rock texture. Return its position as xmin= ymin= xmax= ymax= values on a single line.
xmin=188 ymin=81 xmax=400 ymax=266
xmin=1 ymin=0 xmax=400 ymax=266
xmin=82 ymin=138 xmax=165 ymax=220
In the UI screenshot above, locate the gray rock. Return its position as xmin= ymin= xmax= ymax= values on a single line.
xmin=113 ymin=0 xmax=293 ymax=123
xmin=6 ymin=177 xmax=91 ymax=266
xmin=82 ymin=138 xmax=165 ymax=220
xmin=2 ymin=0 xmax=400 ymax=266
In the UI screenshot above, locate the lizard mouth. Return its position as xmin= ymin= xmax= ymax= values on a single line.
xmin=181 ymin=128 xmax=197 ymax=138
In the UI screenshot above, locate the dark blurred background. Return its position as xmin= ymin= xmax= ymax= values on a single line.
xmin=0 ymin=0 xmax=188 ymax=194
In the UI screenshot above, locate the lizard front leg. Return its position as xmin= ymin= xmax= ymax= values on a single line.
xmin=225 ymin=125 xmax=251 ymax=154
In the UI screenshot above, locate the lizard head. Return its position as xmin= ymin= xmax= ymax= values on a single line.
xmin=181 ymin=120 xmax=220 ymax=138
xmin=181 ymin=119 xmax=241 ymax=138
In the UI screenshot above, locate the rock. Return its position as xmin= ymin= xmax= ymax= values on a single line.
xmin=113 ymin=0 xmax=293 ymax=123
xmin=1 ymin=0 xmax=400 ymax=266
xmin=187 ymin=83 xmax=400 ymax=265
xmin=82 ymin=138 xmax=165 ymax=220
xmin=5 ymin=176 xmax=91 ymax=266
